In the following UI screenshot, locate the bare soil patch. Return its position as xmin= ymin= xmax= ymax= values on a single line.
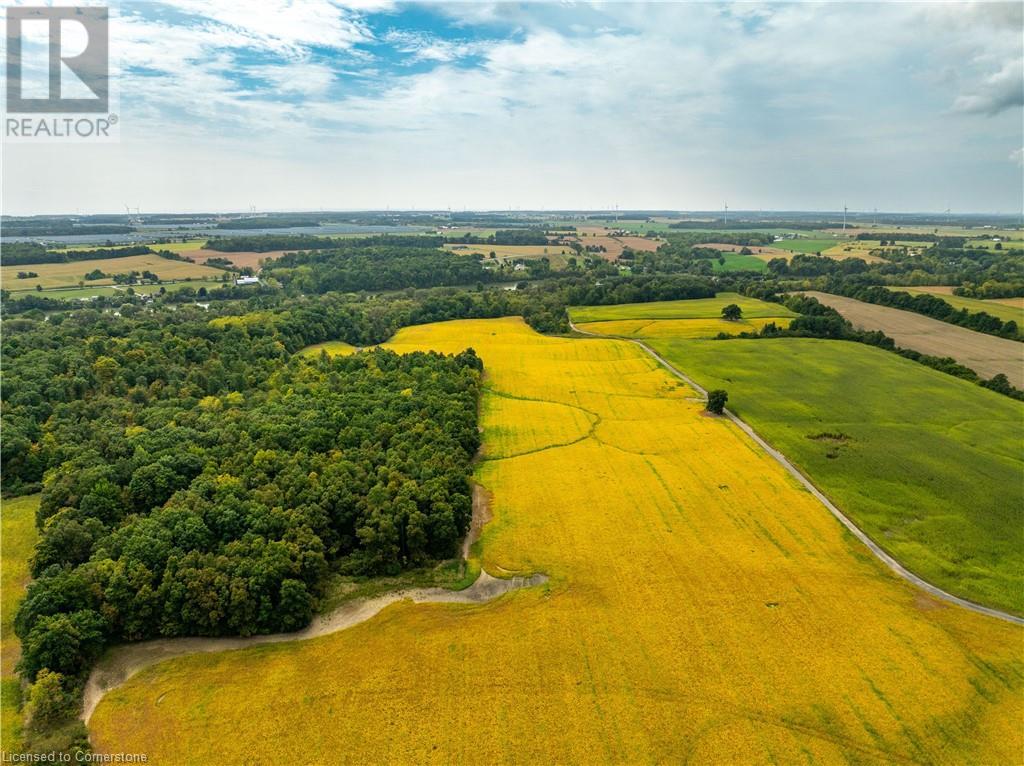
xmin=463 ymin=483 xmax=493 ymax=559
xmin=566 ymin=235 xmax=663 ymax=261
xmin=188 ymin=249 xmax=296 ymax=269
xmin=802 ymin=291 xmax=1024 ymax=387
xmin=820 ymin=245 xmax=888 ymax=263
xmin=616 ymin=236 xmax=661 ymax=252
xmin=696 ymin=243 xmax=791 ymax=260
xmin=989 ymin=297 xmax=1024 ymax=309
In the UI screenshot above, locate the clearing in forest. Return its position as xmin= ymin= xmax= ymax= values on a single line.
xmin=89 ymin=318 xmax=1021 ymax=765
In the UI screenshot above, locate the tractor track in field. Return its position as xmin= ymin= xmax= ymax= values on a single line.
xmin=568 ymin=319 xmax=1023 ymax=627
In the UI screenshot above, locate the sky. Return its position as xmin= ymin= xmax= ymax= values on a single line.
xmin=2 ymin=0 xmax=1023 ymax=215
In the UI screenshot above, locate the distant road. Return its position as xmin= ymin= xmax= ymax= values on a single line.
xmin=802 ymin=291 xmax=1024 ymax=388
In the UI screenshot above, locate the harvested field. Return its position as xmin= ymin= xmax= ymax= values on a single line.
xmin=575 ymin=225 xmax=617 ymax=236
xmin=580 ymin=236 xmax=629 ymax=258
xmin=615 ymin=236 xmax=661 ymax=252
xmin=559 ymin=229 xmax=663 ymax=260
xmin=802 ymin=291 xmax=1024 ymax=387
xmin=819 ymin=244 xmax=888 ymax=263
xmin=989 ymin=296 xmax=1024 ymax=309
xmin=6 ymin=279 xmax=228 ymax=302
xmin=443 ymin=243 xmax=572 ymax=269
xmin=2 ymin=254 xmax=225 ymax=290
xmin=894 ymin=287 xmax=1024 ymax=326
xmin=91 ymin=318 xmax=1022 ymax=765
xmin=188 ymin=249 xmax=295 ymax=270
xmin=443 ymin=243 xmax=571 ymax=258
xmin=696 ymin=242 xmax=791 ymax=260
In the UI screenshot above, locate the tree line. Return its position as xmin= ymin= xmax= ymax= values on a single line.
xmin=205 ymin=234 xmax=444 ymax=253
xmin=2 ymin=244 xmax=155 ymax=266
xmin=825 ymin=283 xmax=1019 ymax=340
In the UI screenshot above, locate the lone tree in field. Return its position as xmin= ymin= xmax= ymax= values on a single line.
xmin=721 ymin=303 xmax=742 ymax=321
xmin=706 ymin=389 xmax=728 ymax=415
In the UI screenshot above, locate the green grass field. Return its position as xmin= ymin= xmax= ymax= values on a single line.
xmin=569 ymin=292 xmax=797 ymax=323
xmin=770 ymin=238 xmax=843 ymax=254
xmin=969 ymin=239 xmax=1024 ymax=250
xmin=2 ymin=495 xmax=40 ymax=751
xmin=437 ymin=228 xmax=501 ymax=239
xmin=649 ymin=337 xmax=1024 ymax=614
xmin=710 ymin=253 xmax=768 ymax=272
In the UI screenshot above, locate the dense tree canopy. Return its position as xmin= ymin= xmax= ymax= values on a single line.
xmin=14 ymin=344 xmax=482 ymax=683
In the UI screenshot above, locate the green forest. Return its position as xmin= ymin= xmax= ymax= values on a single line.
xmin=10 ymin=332 xmax=482 ymax=689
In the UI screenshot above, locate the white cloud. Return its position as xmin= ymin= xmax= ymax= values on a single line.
xmin=382 ymin=30 xmax=491 ymax=64
xmin=952 ymin=58 xmax=1024 ymax=116
xmin=3 ymin=1 xmax=1022 ymax=214
xmin=151 ymin=0 xmax=375 ymax=57
xmin=248 ymin=62 xmax=338 ymax=96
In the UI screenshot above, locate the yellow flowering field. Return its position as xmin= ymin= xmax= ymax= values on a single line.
xmin=2 ymin=495 xmax=40 ymax=751
xmin=89 ymin=318 xmax=1022 ymax=765
xmin=296 ymin=339 xmax=358 ymax=357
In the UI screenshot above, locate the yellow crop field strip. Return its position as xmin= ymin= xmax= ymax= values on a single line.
xmin=150 ymin=240 xmax=206 ymax=254
xmin=2 ymin=495 xmax=40 ymax=751
xmin=2 ymin=255 xmax=226 ymax=291
xmin=90 ymin=319 xmax=1021 ymax=764
xmin=296 ymin=339 xmax=359 ymax=357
